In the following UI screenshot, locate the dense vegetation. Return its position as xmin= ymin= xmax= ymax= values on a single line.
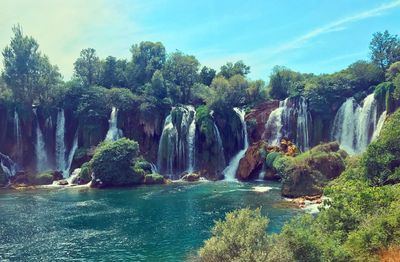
xmin=197 ymin=110 xmax=400 ymax=262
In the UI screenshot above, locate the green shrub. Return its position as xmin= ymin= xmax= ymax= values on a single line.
xmin=197 ymin=208 xmax=270 ymax=262
xmin=144 ymin=173 xmax=164 ymax=184
xmin=76 ymin=162 xmax=92 ymax=184
xmin=30 ymin=171 xmax=54 ymax=185
xmin=91 ymin=138 xmax=142 ymax=187
xmin=265 ymin=152 xmax=281 ymax=169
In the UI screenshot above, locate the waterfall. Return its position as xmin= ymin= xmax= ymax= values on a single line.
xmin=65 ymin=132 xmax=79 ymax=178
xmin=157 ymin=106 xmax=196 ymax=178
xmin=0 ymin=153 xmax=16 ymax=179
xmin=33 ymin=109 xmax=49 ymax=172
xmin=213 ymin=122 xmax=226 ymax=170
xmin=223 ymin=108 xmax=248 ymax=181
xmin=187 ymin=107 xmax=196 ymax=173
xmin=150 ymin=163 xmax=158 ymax=174
xmin=13 ymin=110 xmax=22 ymax=163
xmin=56 ymin=109 xmax=67 ymax=174
xmin=264 ymin=97 xmax=311 ymax=151
xmin=332 ymin=93 xmax=378 ymax=154
xmin=105 ymin=107 xmax=123 ymax=141
xmin=372 ymin=111 xmax=387 ymax=141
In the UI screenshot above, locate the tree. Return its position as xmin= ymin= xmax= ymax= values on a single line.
xmin=219 ymin=60 xmax=250 ymax=79
xmin=163 ymin=51 xmax=200 ymax=103
xmin=345 ymin=60 xmax=384 ymax=92
xmin=199 ymin=66 xmax=216 ymax=86
xmin=74 ymin=48 xmax=101 ymax=87
xmin=370 ymin=30 xmax=400 ymax=71
xmin=2 ymin=25 xmax=61 ymax=105
xmin=268 ymin=66 xmax=305 ymax=100
xmin=128 ymin=41 xmax=166 ymax=87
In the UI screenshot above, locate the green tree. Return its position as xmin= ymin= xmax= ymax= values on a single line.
xmin=370 ymin=30 xmax=400 ymax=71
xmin=268 ymin=66 xmax=305 ymax=100
xmin=74 ymin=48 xmax=101 ymax=87
xmin=199 ymin=66 xmax=216 ymax=86
xmin=128 ymin=41 xmax=166 ymax=87
xmin=163 ymin=51 xmax=200 ymax=103
xmin=2 ymin=25 xmax=61 ymax=105
xmin=197 ymin=208 xmax=270 ymax=262
xmin=219 ymin=60 xmax=250 ymax=79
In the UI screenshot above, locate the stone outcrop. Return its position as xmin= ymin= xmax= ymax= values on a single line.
xmin=236 ymin=141 xmax=268 ymax=181
xmin=245 ymin=100 xmax=280 ymax=143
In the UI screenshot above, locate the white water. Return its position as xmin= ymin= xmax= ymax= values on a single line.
xmin=223 ymin=108 xmax=248 ymax=181
xmin=13 ymin=110 xmax=22 ymax=163
xmin=213 ymin=122 xmax=226 ymax=170
xmin=372 ymin=111 xmax=387 ymax=141
xmin=332 ymin=94 xmax=378 ymax=154
xmin=264 ymin=97 xmax=311 ymax=151
xmin=33 ymin=109 xmax=49 ymax=172
xmin=0 ymin=153 xmax=16 ymax=179
xmin=105 ymin=107 xmax=123 ymax=141
xmin=187 ymin=106 xmax=196 ymax=173
xmin=157 ymin=106 xmax=196 ymax=177
xmin=56 ymin=109 xmax=66 ymax=175
xmin=150 ymin=163 xmax=158 ymax=174
xmin=65 ymin=132 xmax=79 ymax=178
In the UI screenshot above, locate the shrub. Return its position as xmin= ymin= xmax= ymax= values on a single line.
xmin=265 ymin=152 xmax=281 ymax=169
xmin=76 ymin=162 xmax=92 ymax=184
xmin=91 ymin=138 xmax=142 ymax=187
xmin=197 ymin=208 xmax=270 ymax=262
xmin=144 ymin=173 xmax=164 ymax=184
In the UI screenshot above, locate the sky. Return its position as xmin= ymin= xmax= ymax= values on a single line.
xmin=1 ymin=0 xmax=400 ymax=81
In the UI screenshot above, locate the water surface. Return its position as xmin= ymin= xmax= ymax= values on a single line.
xmin=0 ymin=181 xmax=302 ymax=261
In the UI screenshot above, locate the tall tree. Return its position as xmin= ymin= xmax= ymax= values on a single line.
xmin=370 ymin=30 xmax=400 ymax=71
xmin=199 ymin=66 xmax=216 ymax=86
xmin=128 ymin=41 xmax=166 ymax=88
xmin=2 ymin=25 xmax=61 ymax=105
xmin=219 ymin=61 xmax=250 ymax=79
xmin=74 ymin=48 xmax=101 ymax=87
xmin=163 ymin=51 xmax=200 ymax=103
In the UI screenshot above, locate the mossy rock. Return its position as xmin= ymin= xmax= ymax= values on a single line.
xmin=74 ymin=163 xmax=92 ymax=184
xmin=29 ymin=171 xmax=62 ymax=185
xmin=144 ymin=173 xmax=165 ymax=184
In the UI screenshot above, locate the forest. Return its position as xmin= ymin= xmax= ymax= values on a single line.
xmin=1 ymin=24 xmax=400 ymax=261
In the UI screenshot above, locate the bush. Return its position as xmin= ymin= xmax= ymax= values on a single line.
xmin=144 ymin=173 xmax=164 ymax=184
xmin=197 ymin=208 xmax=270 ymax=262
xmin=265 ymin=152 xmax=281 ymax=169
xmin=91 ymin=138 xmax=142 ymax=187
xmin=76 ymin=162 xmax=92 ymax=184
xmin=30 ymin=171 xmax=54 ymax=185
xmin=362 ymin=109 xmax=400 ymax=185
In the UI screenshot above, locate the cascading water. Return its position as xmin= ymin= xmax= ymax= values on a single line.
xmin=157 ymin=106 xmax=196 ymax=178
xmin=65 ymin=132 xmax=78 ymax=177
xmin=264 ymin=97 xmax=311 ymax=151
xmin=372 ymin=111 xmax=387 ymax=141
xmin=56 ymin=109 xmax=66 ymax=174
xmin=213 ymin=122 xmax=226 ymax=170
xmin=33 ymin=109 xmax=49 ymax=172
xmin=105 ymin=107 xmax=123 ymax=141
xmin=223 ymin=108 xmax=248 ymax=181
xmin=0 ymin=152 xmax=16 ymax=179
xmin=332 ymin=93 xmax=379 ymax=154
xmin=187 ymin=108 xmax=196 ymax=173
xmin=13 ymin=110 xmax=22 ymax=163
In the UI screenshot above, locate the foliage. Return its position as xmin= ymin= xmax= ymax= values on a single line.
xmin=265 ymin=152 xmax=281 ymax=169
xmin=370 ymin=30 xmax=400 ymax=70
xmin=218 ymin=61 xmax=250 ymax=79
xmin=2 ymin=25 xmax=62 ymax=106
xmin=106 ymin=87 xmax=137 ymax=111
xmin=199 ymin=66 xmax=216 ymax=86
xmin=29 ymin=171 xmax=54 ymax=185
xmin=74 ymin=48 xmax=101 ymax=87
xmin=76 ymin=162 xmax=92 ymax=184
xmin=362 ymin=109 xmax=400 ymax=185
xmin=91 ymin=138 xmax=143 ymax=187
xmin=144 ymin=173 xmax=164 ymax=184
xmin=197 ymin=208 xmax=270 ymax=262
xmin=163 ymin=51 xmax=200 ymax=104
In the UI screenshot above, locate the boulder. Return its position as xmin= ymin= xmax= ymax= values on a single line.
xmin=144 ymin=173 xmax=165 ymax=184
xmin=245 ymin=100 xmax=280 ymax=143
xmin=181 ymin=173 xmax=201 ymax=182
xmin=280 ymin=142 xmax=347 ymax=198
xmin=236 ymin=141 xmax=268 ymax=181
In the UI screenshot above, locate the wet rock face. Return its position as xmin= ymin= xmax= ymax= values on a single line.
xmin=245 ymin=101 xmax=280 ymax=143
xmin=236 ymin=141 xmax=268 ymax=181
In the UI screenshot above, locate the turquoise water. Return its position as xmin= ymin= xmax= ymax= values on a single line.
xmin=0 ymin=181 xmax=302 ymax=261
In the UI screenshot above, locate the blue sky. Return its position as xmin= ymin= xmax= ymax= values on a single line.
xmin=1 ymin=0 xmax=400 ymax=81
